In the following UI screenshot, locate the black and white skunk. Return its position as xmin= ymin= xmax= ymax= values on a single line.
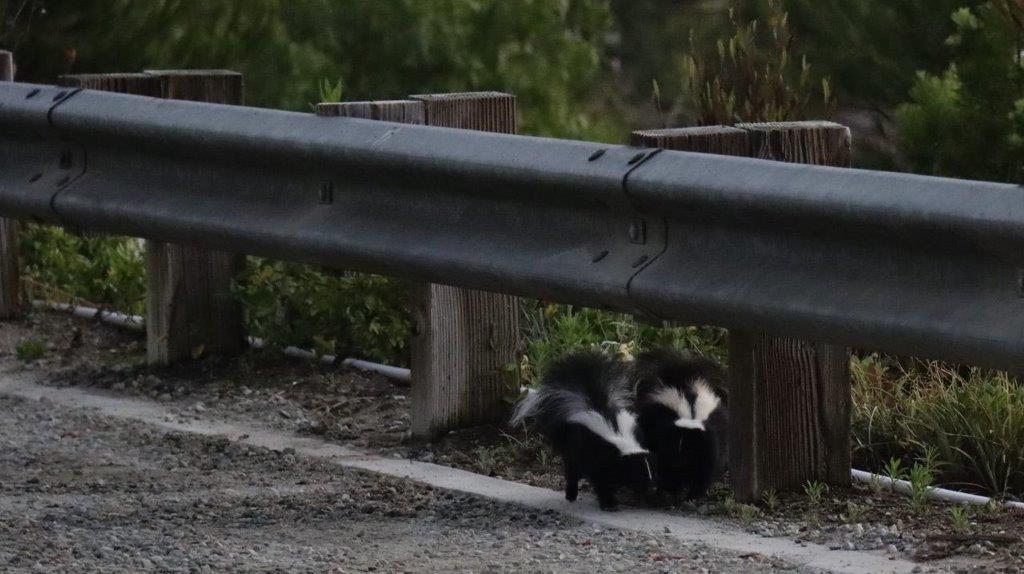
xmin=510 ymin=352 xmax=654 ymax=510
xmin=633 ymin=349 xmax=728 ymax=499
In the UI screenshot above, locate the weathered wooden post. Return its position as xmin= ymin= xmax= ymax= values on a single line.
xmin=0 ymin=50 xmax=21 ymax=319
xmin=61 ymin=70 xmax=246 ymax=366
xmin=316 ymin=92 xmax=520 ymax=439
xmin=141 ymin=70 xmax=246 ymax=366
xmin=633 ymin=121 xmax=853 ymax=500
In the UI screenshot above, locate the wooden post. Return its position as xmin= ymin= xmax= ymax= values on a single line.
xmin=317 ymin=92 xmax=520 ymax=439
xmin=61 ymin=73 xmax=162 ymax=95
xmin=409 ymin=92 xmax=520 ymax=439
xmin=140 ymin=70 xmax=246 ymax=366
xmin=0 ymin=50 xmax=19 ymax=319
xmin=633 ymin=121 xmax=853 ymax=500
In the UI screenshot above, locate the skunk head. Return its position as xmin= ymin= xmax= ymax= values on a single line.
xmin=640 ymin=378 xmax=721 ymax=432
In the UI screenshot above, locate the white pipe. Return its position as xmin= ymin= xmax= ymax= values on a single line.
xmin=341 ymin=358 xmax=411 ymax=383
xmin=33 ymin=300 xmax=145 ymax=332
xmin=851 ymin=468 xmax=1024 ymax=510
xmin=39 ymin=301 xmax=411 ymax=384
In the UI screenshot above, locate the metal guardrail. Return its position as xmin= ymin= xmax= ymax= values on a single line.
xmin=3 ymin=81 xmax=1024 ymax=370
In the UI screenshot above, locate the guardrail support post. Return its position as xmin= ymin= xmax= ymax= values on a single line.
xmin=63 ymin=70 xmax=246 ymax=366
xmin=318 ymin=92 xmax=521 ymax=439
xmin=0 ymin=50 xmax=21 ymax=319
xmin=410 ymin=92 xmax=520 ymax=439
xmin=144 ymin=71 xmax=246 ymax=366
xmin=634 ymin=121 xmax=853 ymax=500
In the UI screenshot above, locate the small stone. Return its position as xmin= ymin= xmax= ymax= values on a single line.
xmin=886 ymin=544 xmax=898 ymax=554
xmin=854 ymin=523 xmax=865 ymax=536
xmin=663 ymin=526 xmax=670 ymax=534
xmin=845 ymin=541 xmax=856 ymax=551
xmin=158 ymin=393 xmax=172 ymax=402
xmin=193 ymin=402 xmax=206 ymax=413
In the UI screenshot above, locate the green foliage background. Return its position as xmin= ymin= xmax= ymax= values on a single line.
xmin=11 ymin=0 xmax=619 ymax=140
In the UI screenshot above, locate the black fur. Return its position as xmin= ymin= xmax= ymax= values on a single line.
xmin=633 ymin=349 xmax=729 ymax=499
xmin=511 ymin=352 xmax=654 ymax=510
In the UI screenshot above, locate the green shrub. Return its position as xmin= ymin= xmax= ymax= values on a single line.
xmin=19 ymin=225 xmax=146 ymax=315
xmin=233 ymin=259 xmax=412 ymax=365
xmin=15 ymin=338 xmax=46 ymax=362
xmin=519 ymin=301 xmax=726 ymax=385
xmin=896 ymin=2 xmax=1024 ymax=182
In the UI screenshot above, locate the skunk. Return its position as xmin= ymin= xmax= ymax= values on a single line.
xmin=633 ymin=349 xmax=728 ymax=499
xmin=511 ymin=352 xmax=654 ymax=510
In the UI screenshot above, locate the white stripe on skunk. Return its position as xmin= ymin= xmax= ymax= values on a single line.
xmin=649 ymin=378 xmax=721 ymax=431
xmin=567 ymin=409 xmax=648 ymax=456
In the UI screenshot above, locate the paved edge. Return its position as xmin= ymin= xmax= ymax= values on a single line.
xmin=0 ymin=370 xmax=926 ymax=574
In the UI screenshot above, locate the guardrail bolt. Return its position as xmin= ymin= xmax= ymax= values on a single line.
xmin=59 ymin=149 xmax=73 ymax=170
xmin=627 ymin=151 xmax=646 ymax=165
xmin=588 ymin=149 xmax=606 ymax=161
xmin=628 ymin=219 xmax=646 ymax=244
xmin=319 ymin=181 xmax=334 ymax=205
xmin=591 ymin=250 xmax=609 ymax=263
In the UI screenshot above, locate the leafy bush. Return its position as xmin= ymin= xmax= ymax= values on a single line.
xmin=19 ymin=225 xmax=147 ymax=315
xmin=12 ymin=0 xmax=618 ymax=139
xmin=233 ymin=259 xmax=412 ymax=365
xmin=743 ymin=0 xmax=985 ymax=108
xmin=852 ymin=355 xmax=1024 ymax=499
xmin=896 ymin=2 xmax=1024 ymax=182
xmin=518 ymin=301 xmax=726 ymax=385
xmin=15 ymin=338 xmax=46 ymax=362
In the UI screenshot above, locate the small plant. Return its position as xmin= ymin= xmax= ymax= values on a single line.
xmin=472 ymin=446 xmax=499 ymax=477
xmin=761 ymin=488 xmax=780 ymax=513
xmin=317 ymin=77 xmax=344 ymax=103
xmin=721 ymin=496 xmax=760 ymax=525
xmin=841 ymin=501 xmax=867 ymax=524
xmin=949 ymin=505 xmax=971 ymax=533
xmin=15 ymin=339 xmax=46 ymax=362
xmin=737 ymin=503 xmax=761 ymax=526
xmin=679 ymin=0 xmax=835 ymax=125
xmin=803 ymin=481 xmax=829 ymax=506
xmin=907 ymin=462 xmax=935 ymax=513
xmin=884 ymin=457 xmax=907 ymax=482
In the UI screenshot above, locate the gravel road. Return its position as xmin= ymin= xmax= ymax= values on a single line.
xmin=0 ymin=392 xmax=806 ymax=573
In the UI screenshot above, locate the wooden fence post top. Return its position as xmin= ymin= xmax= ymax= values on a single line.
xmin=142 ymin=69 xmax=244 ymax=104
xmin=316 ymin=100 xmax=426 ymax=123
xmin=410 ymin=92 xmax=517 ymax=134
xmin=630 ymin=125 xmax=749 ymax=154
xmin=60 ymin=73 xmax=162 ymax=95
xmin=0 ymin=50 xmax=13 ymax=81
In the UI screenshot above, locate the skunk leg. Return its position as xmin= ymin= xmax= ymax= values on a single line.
xmin=564 ymin=462 xmax=580 ymax=502
xmin=593 ymin=478 xmax=618 ymax=511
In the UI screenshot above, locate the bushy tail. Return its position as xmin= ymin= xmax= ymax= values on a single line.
xmin=509 ymin=387 xmax=541 ymax=427
xmin=509 ymin=351 xmax=629 ymax=429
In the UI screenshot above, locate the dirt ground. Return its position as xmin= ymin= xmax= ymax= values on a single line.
xmin=2 ymin=310 xmax=1022 ymax=571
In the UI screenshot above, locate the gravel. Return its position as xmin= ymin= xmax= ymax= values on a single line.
xmin=0 ymin=392 xmax=804 ymax=573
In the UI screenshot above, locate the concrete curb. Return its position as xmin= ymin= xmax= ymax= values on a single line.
xmin=0 ymin=370 xmax=930 ymax=574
